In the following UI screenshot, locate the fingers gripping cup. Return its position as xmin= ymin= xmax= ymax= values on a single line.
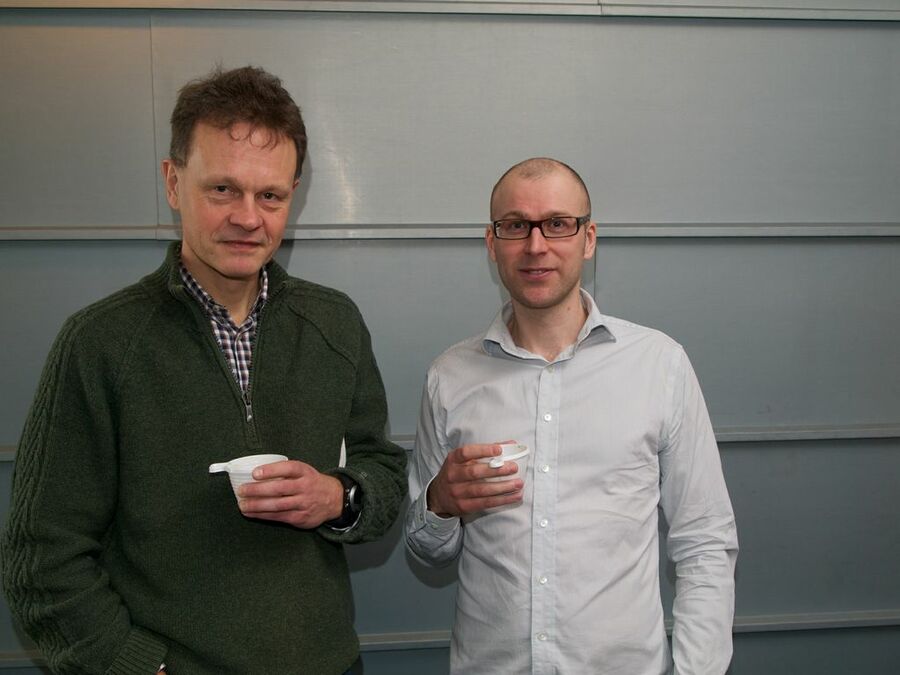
xmin=208 ymin=454 xmax=288 ymax=500
xmin=477 ymin=443 xmax=530 ymax=483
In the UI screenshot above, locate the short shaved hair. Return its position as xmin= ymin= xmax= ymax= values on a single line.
xmin=490 ymin=157 xmax=591 ymax=219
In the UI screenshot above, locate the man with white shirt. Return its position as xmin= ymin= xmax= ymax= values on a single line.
xmin=405 ymin=157 xmax=738 ymax=674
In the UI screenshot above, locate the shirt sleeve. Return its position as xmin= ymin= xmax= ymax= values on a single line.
xmin=0 ymin=319 xmax=168 ymax=675
xmin=658 ymin=347 xmax=739 ymax=675
xmin=404 ymin=371 xmax=464 ymax=567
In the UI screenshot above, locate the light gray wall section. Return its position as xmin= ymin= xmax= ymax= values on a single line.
xmin=1 ymin=5 xmax=898 ymax=673
xmin=0 ymin=11 xmax=158 ymax=228
xmin=149 ymin=13 xmax=900 ymax=227
xmin=595 ymin=237 xmax=900 ymax=432
xmin=1 ymin=10 xmax=898 ymax=229
xmin=5 ymin=237 xmax=898 ymax=443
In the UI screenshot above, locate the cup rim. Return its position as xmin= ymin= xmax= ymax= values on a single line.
xmin=215 ymin=453 xmax=288 ymax=473
xmin=477 ymin=447 xmax=530 ymax=465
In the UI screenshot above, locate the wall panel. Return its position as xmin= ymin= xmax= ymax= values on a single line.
xmin=1 ymin=5 xmax=898 ymax=673
xmin=594 ymin=237 xmax=900 ymax=433
xmin=148 ymin=13 xmax=900 ymax=228
xmin=0 ymin=11 xmax=157 ymax=228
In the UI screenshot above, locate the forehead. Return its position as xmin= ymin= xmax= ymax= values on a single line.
xmin=186 ymin=121 xmax=296 ymax=180
xmin=492 ymin=170 xmax=587 ymax=217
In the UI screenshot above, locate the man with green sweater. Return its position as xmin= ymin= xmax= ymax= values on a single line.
xmin=1 ymin=66 xmax=407 ymax=675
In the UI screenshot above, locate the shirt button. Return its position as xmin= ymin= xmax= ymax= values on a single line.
xmin=539 ymin=518 xmax=549 ymax=528
xmin=537 ymin=632 xmax=548 ymax=641
xmin=543 ymin=413 xmax=552 ymax=422
xmin=539 ymin=576 xmax=548 ymax=585
xmin=540 ymin=464 xmax=550 ymax=473
xmin=547 ymin=365 xmax=555 ymax=373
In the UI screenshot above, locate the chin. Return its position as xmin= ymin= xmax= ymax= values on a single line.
xmin=223 ymin=253 xmax=268 ymax=271
xmin=218 ymin=262 xmax=265 ymax=280
xmin=514 ymin=294 xmax=563 ymax=310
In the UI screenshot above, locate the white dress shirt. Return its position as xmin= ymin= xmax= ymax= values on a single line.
xmin=406 ymin=290 xmax=738 ymax=675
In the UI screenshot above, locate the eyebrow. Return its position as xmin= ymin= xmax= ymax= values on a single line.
xmin=495 ymin=211 xmax=572 ymax=221
xmin=204 ymin=176 xmax=292 ymax=194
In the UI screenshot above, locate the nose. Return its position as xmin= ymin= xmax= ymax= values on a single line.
xmin=229 ymin=195 xmax=263 ymax=230
xmin=525 ymin=224 xmax=550 ymax=254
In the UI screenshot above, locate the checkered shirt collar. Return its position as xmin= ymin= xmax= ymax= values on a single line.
xmin=178 ymin=263 xmax=268 ymax=328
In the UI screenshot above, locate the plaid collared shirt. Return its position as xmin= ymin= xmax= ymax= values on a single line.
xmin=179 ymin=263 xmax=268 ymax=394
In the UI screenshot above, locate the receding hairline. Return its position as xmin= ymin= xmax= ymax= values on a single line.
xmin=490 ymin=157 xmax=592 ymax=218
xmin=188 ymin=119 xmax=296 ymax=158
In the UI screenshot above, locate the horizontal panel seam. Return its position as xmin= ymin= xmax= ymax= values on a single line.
xmin=0 ymin=2 xmax=897 ymax=22
xmin=2 ymin=223 xmax=900 ymax=241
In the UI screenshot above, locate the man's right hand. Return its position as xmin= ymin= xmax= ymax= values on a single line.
xmin=426 ymin=443 xmax=524 ymax=517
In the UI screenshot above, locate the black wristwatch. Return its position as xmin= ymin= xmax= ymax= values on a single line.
xmin=326 ymin=473 xmax=362 ymax=529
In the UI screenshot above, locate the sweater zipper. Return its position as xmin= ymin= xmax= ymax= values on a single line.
xmin=242 ymin=389 xmax=253 ymax=422
xmin=242 ymin=277 xmax=281 ymax=425
xmin=174 ymin=268 xmax=270 ymax=429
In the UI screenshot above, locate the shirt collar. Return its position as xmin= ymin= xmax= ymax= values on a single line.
xmin=179 ymin=261 xmax=268 ymax=328
xmin=483 ymin=288 xmax=615 ymax=361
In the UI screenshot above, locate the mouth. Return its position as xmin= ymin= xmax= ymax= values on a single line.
xmin=221 ymin=240 xmax=263 ymax=250
xmin=520 ymin=267 xmax=553 ymax=278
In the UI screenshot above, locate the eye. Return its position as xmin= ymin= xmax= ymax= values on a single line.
xmin=210 ymin=185 xmax=236 ymax=200
xmin=262 ymin=192 xmax=279 ymax=201
xmin=546 ymin=218 xmax=567 ymax=231
xmin=506 ymin=220 xmax=527 ymax=231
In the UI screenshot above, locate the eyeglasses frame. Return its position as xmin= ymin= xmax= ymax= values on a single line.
xmin=491 ymin=214 xmax=592 ymax=240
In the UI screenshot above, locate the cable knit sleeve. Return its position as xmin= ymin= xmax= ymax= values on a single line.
xmin=1 ymin=313 xmax=167 ymax=674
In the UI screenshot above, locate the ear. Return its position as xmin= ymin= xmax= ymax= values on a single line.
xmin=161 ymin=159 xmax=180 ymax=210
xmin=485 ymin=224 xmax=498 ymax=262
xmin=583 ymin=220 xmax=597 ymax=260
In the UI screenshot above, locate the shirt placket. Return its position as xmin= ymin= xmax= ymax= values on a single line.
xmin=531 ymin=361 xmax=562 ymax=674
xmin=233 ymin=318 xmax=254 ymax=393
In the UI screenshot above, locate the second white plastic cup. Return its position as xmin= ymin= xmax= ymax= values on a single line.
xmin=477 ymin=443 xmax=530 ymax=483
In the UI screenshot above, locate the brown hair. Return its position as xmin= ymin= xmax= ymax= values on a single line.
xmin=169 ymin=65 xmax=308 ymax=180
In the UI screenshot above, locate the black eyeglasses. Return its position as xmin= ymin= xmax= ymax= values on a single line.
xmin=492 ymin=214 xmax=590 ymax=240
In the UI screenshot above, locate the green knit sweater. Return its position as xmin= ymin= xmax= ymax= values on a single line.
xmin=1 ymin=243 xmax=407 ymax=674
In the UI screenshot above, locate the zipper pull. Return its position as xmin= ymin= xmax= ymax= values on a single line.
xmin=243 ymin=391 xmax=253 ymax=422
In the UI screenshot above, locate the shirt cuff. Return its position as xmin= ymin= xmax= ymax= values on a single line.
xmin=411 ymin=475 xmax=460 ymax=535
xmin=424 ymin=508 xmax=460 ymax=533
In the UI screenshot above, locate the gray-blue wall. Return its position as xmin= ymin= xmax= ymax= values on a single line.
xmin=2 ymin=3 xmax=898 ymax=673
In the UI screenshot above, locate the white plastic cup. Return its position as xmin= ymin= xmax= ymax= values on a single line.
xmin=208 ymin=453 xmax=288 ymax=500
xmin=477 ymin=443 xmax=530 ymax=483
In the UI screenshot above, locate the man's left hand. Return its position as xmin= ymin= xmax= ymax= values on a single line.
xmin=237 ymin=460 xmax=343 ymax=529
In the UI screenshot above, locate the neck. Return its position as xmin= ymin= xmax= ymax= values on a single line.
xmin=217 ymin=284 xmax=259 ymax=325
xmin=183 ymin=259 xmax=261 ymax=325
xmin=507 ymin=292 xmax=588 ymax=362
